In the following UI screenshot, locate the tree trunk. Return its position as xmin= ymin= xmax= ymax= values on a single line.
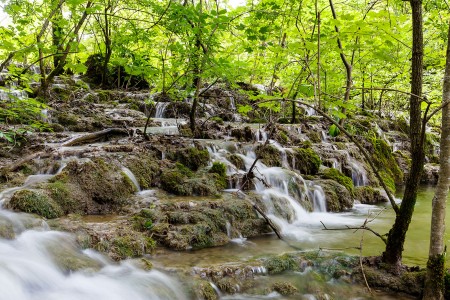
xmin=328 ymin=0 xmax=352 ymax=125
xmin=382 ymin=0 xmax=424 ymax=270
xmin=422 ymin=22 xmax=450 ymax=300
xmin=51 ymin=0 xmax=64 ymax=74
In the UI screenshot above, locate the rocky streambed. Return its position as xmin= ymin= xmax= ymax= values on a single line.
xmin=0 ymin=77 xmax=443 ymax=299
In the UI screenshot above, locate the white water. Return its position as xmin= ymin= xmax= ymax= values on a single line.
xmin=202 ymin=131 xmax=372 ymax=241
xmin=0 ymin=230 xmax=186 ymax=300
xmin=154 ymin=102 xmax=170 ymax=118
xmin=0 ymin=173 xmax=187 ymax=299
xmin=121 ymin=167 xmax=141 ymax=192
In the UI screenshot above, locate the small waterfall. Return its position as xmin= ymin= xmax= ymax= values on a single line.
xmin=154 ymin=102 xmax=170 ymax=118
xmin=209 ymin=282 xmax=222 ymax=298
xmin=320 ymin=130 xmax=328 ymax=142
xmin=308 ymin=184 xmax=327 ymax=212
xmin=346 ymin=155 xmax=367 ymax=186
xmin=255 ymin=129 xmax=268 ymax=142
xmin=269 ymin=140 xmax=290 ymax=169
xmin=121 ymin=167 xmax=141 ymax=192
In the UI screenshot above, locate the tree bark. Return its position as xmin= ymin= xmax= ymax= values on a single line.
xmin=382 ymin=0 xmax=424 ymax=270
xmin=422 ymin=21 xmax=450 ymax=300
xmin=329 ymin=0 xmax=352 ymax=125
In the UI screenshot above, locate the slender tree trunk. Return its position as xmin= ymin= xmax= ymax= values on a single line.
xmin=328 ymin=0 xmax=352 ymax=125
xmin=101 ymin=2 xmax=112 ymax=87
xmin=382 ymin=0 xmax=425 ymax=271
xmin=317 ymin=11 xmax=321 ymax=110
xmin=189 ymin=0 xmax=203 ymax=134
xmin=51 ymin=0 xmax=64 ymax=74
xmin=422 ymin=22 xmax=450 ymax=300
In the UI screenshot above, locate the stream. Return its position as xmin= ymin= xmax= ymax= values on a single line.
xmin=0 ymin=103 xmax=445 ymax=299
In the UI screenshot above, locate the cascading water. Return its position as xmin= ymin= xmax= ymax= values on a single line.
xmin=0 ymin=172 xmax=187 ymax=300
xmin=154 ymin=102 xmax=170 ymax=118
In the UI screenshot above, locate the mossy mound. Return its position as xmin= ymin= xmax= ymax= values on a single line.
xmin=230 ymin=126 xmax=254 ymax=142
xmin=290 ymin=147 xmax=322 ymax=175
xmin=321 ymin=168 xmax=354 ymax=194
xmin=369 ymin=138 xmax=403 ymax=192
xmin=264 ymin=253 xmax=303 ymax=274
xmin=160 ymin=163 xmax=225 ymax=196
xmin=6 ymin=189 xmax=63 ymax=219
xmin=255 ymin=144 xmax=281 ymax=167
xmin=354 ymin=186 xmax=387 ymax=204
xmin=228 ymin=154 xmax=245 ymax=170
xmin=123 ymin=155 xmax=160 ymax=189
xmin=150 ymin=196 xmax=271 ymax=250
xmin=168 ymin=147 xmax=210 ymax=171
xmin=271 ymin=282 xmax=298 ymax=296
xmin=40 ymin=158 xmax=135 ymax=215
xmin=315 ymin=179 xmax=353 ymax=212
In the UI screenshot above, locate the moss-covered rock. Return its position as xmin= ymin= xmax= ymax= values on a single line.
xmin=264 ymin=253 xmax=302 ymax=274
xmin=194 ymin=281 xmax=219 ymax=300
xmin=370 ymin=138 xmax=403 ymax=192
xmin=290 ymin=147 xmax=322 ymax=175
xmin=271 ymin=282 xmax=298 ymax=296
xmin=47 ymin=158 xmax=135 ymax=215
xmin=228 ymin=154 xmax=245 ymax=170
xmin=255 ymin=144 xmax=281 ymax=167
xmin=209 ymin=162 xmax=227 ymax=189
xmin=169 ymin=148 xmax=210 ymax=171
xmin=321 ymin=168 xmax=354 ymax=194
xmin=231 ymin=126 xmax=254 ymax=142
xmin=150 ymin=195 xmax=271 ymax=250
xmin=124 ymin=155 xmax=160 ymax=189
xmin=6 ymin=189 xmax=63 ymax=219
xmin=315 ymin=179 xmax=353 ymax=212
xmin=354 ymin=186 xmax=387 ymax=204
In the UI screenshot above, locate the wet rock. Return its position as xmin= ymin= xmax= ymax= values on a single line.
xmin=271 ymin=282 xmax=298 ymax=296
xmin=320 ymin=168 xmax=354 ymax=194
xmin=289 ymin=147 xmax=321 ymax=175
xmin=231 ymin=126 xmax=253 ymax=142
xmin=354 ymin=186 xmax=388 ymax=204
xmin=421 ymin=163 xmax=439 ymax=184
xmin=255 ymin=144 xmax=281 ymax=167
xmin=6 ymin=189 xmax=63 ymax=219
xmin=315 ymin=179 xmax=353 ymax=212
xmin=150 ymin=194 xmax=271 ymax=250
xmin=47 ymin=158 xmax=135 ymax=215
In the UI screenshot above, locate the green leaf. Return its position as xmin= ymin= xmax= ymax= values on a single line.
xmin=329 ymin=124 xmax=340 ymax=137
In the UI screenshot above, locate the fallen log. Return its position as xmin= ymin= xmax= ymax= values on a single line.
xmin=62 ymin=128 xmax=129 ymax=147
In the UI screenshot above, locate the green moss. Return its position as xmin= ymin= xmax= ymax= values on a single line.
xmin=132 ymin=209 xmax=155 ymax=231
xmin=228 ymin=154 xmax=245 ymax=170
xmin=161 ymin=168 xmax=189 ymax=195
xmin=264 ymin=253 xmax=300 ymax=274
xmin=370 ymin=138 xmax=403 ymax=192
xmin=255 ymin=144 xmax=281 ymax=167
xmin=210 ymin=116 xmax=224 ymax=125
xmin=57 ymin=113 xmax=79 ymax=126
xmin=209 ymin=162 xmax=227 ymax=189
xmin=111 ymin=235 xmax=155 ymax=260
xmin=291 ymin=147 xmax=321 ymax=175
xmin=7 ymin=190 xmax=63 ymax=219
xmin=322 ymin=168 xmax=354 ymax=194
xmin=47 ymin=180 xmax=80 ymax=214
xmin=354 ymin=186 xmax=386 ymax=204
xmin=125 ymin=156 xmax=159 ymax=190
xmin=307 ymin=131 xmax=321 ymax=143
xmin=171 ymin=148 xmax=210 ymax=171
xmin=195 ymin=281 xmax=219 ymax=300
xmin=272 ymin=282 xmax=298 ymax=296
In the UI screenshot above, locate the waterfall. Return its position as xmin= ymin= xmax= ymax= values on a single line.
xmin=0 ymin=230 xmax=187 ymax=300
xmin=154 ymin=102 xmax=170 ymax=118
xmin=308 ymin=184 xmax=327 ymax=212
xmin=121 ymin=167 xmax=141 ymax=192
xmin=346 ymin=155 xmax=368 ymax=186
xmin=0 ymin=170 xmax=187 ymax=299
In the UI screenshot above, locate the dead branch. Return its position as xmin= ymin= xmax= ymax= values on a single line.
xmin=62 ymin=128 xmax=129 ymax=146
xmin=320 ymin=220 xmax=387 ymax=244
